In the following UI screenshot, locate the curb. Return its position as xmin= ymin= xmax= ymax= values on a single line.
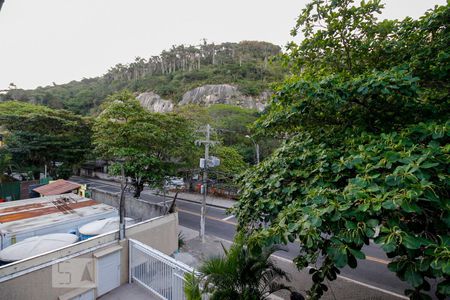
xmin=73 ymin=176 xmax=235 ymax=210
xmin=150 ymin=192 xmax=235 ymax=210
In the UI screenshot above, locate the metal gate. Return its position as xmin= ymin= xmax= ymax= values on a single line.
xmin=129 ymin=239 xmax=195 ymax=300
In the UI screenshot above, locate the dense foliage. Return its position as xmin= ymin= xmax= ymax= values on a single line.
xmin=237 ymin=122 xmax=449 ymax=298
xmin=235 ymin=1 xmax=449 ymax=299
xmin=187 ymin=236 xmax=290 ymax=300
xmin=0 ymin=101 xmax=92 ymax=179
xmin=2 ymin=41 xmax=285 ymax=115
xmin=93 ymin=90 xmax=196 ymax=196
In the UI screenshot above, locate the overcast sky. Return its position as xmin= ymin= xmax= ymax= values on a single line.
xmin=0 ymin=0 xmax=446 ymax=90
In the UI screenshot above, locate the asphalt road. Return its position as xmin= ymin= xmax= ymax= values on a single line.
xmin=71 ymin=176 xmax=411 ymax=299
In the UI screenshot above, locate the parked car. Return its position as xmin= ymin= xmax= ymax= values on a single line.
xmin=164 ymin=177 xmax=184 ymax=190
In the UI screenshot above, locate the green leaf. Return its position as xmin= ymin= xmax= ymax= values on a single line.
xmin=366 ymin=219 xmax=379 ymax=227
xmin=388 ymin=261 xmax=403 ymax=272
xmin=384 ymin=151 xmax=400 ymax=163
xmin=382 ymin=199 xmax=397 ymax=209
xmin=405 ymin=266 xmax=423 ymax=288
xmin=329 ymin=247 xmax=348 ymax=268
xmin=364 ymin=227 xmax=375 ymax=238
xmin=349 ymin=248 xmax=366 ymax=260
xmin=345 ymin=220 xmax=357 ymax=230
xmin=437 ymin=280 xmax=450 ymax=297
xmin=418 ymin=258 xmax=430 ymax=272
xmin=386 ymin=175 xmax=401 ymax=186
xmin=401 ymin=201 xmax=421 ymax=213
xmin=381 ymin=241 xmax=396 ymax=253
xmin=420 ymin=162 xmax=439 ymax=169
xmin=402 ymin=234 xmax=422 ymax=249
xmin=443 ymin=261 xmax=450 ymax=275
xmin=347 ymin=253 xmax=358 ymax=268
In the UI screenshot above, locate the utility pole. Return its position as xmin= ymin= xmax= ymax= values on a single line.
xmin=255 ymin=143 xmax=260 ymax=165
xmin=201 ymin=125 xmax=209 ymax=242
xmin=195 ymin=124 xmax=218 ymax=242
xmin=245 ymin=135 xmax=260 ymax=164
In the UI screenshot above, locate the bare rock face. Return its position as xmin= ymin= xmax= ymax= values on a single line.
xmin=179 ymin=84 xmax=268 ymax=112
xmin=137 ymin=84 xmax=270 ymax=113
xmin=137 ymin=92 xmax=174 ymax=113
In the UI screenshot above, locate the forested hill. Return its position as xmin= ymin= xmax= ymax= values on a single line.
xmin=1 ymin=41 xmax=285 ymax=115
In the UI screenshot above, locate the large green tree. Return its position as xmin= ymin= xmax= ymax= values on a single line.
xmin=93 ymin=90 xmax=196 ymax=197
xmin=235 ymin=1 xmax=449 ymax=299
xmin=0 ymin=101 xmax=92 ymax=179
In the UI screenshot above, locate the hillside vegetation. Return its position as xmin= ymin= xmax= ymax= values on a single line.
xmin=1 ymin=41 xmax=285 ymax=115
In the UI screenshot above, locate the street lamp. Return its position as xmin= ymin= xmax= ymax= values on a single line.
xmin=245 ymin=135 xmax=260 ymax=164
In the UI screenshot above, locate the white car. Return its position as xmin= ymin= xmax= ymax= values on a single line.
xmin=165 ymin=177 xmax=184 ymax=189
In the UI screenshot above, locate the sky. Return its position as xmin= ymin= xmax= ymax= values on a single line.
xmin=0 ymin=0 xmax=446 ymax=90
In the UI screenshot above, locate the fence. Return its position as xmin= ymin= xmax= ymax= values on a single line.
xmin=0 ymin=181 xmax=20 ymax=201
xmin=0 ymin=177 xmax=52 ymax=201
xmin=129 ymin=239 xmax=196 ymax=300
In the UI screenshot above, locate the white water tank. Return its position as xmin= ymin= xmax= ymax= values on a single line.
xmin=79 ymin=217 xmax=135 ymax=240
xmin=0 ymin=233 xmax=78 ymax=262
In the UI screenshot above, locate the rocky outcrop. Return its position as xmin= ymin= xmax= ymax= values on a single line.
xmin=137 ymin=92 xmax=174 ymax=113
xmin=179 ymin=84 xmax=269 ymax=112
xmin=137 ymin=84 xmax=270 ymax=112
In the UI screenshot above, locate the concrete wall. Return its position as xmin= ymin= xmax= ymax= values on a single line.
xmin=0 ymin=213 xmax=178 ymax=300
xmin=19 ymin=180 xmax=39 ymax=200
xmin=79 ymin=170 xmax=120 ymax=182
xmin=90 ymin=188 xmax=165 ymax=222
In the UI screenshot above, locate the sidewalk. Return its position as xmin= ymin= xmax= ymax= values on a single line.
xmin=152 ymin=190 xmax=236 ymax=209
xmin=99 ymin=283 xmax=159 ymax=300
xmin=70 ymin=175 xmax=237 ymax=209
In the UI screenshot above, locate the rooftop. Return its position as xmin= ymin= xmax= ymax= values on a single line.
xmin=0 ymin=194 xmax=116 ymax=235
xmin=33 ymin=179 xmax=81 ymax=196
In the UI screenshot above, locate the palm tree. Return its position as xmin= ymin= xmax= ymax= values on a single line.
xmin=189 ymin=236 xmax=291 ymax=300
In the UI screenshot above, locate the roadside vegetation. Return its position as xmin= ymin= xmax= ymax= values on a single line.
xmin=0 ymin=1 xmax=448 ymax=299
xmin=184 ymin=235 xmax=291 ymax=300
xmin=234 ymin=1 xmax=449 ymax=299
xmin=0 ymin=101 xmax=91 ymax=180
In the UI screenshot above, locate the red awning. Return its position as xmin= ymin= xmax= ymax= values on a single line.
xmin=33 ymin=179 xmax=81 ymax=196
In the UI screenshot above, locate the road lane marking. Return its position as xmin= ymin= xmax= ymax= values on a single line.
xmin=222 ymin=215 xmax=235 ymax=221
xmin=214 ymin=237 xmax=406 ymax=299
xmin=335 ymin=274 xmax=408 ymax=299
xmin=178 ymin=208 xmax=237 ymax=225
xmin=274 ymin=255 xmax=406 ymax=299
xmin=178 ymin=208 xmax=390 ymax=265
xmin=366 ymin=256 xmax=389 ymax=265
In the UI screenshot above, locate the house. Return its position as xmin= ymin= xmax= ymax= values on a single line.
xmin=0 ymin=190 xmax=185 ymax=300
xmin=0 ymin=194 xmax=117 ymax=249
xmin=32 ymin=179 xmax=86 ymax=197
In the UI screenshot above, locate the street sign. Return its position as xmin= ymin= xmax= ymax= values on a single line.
xmin=199 ymin=156 xmax=220 ymax=169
